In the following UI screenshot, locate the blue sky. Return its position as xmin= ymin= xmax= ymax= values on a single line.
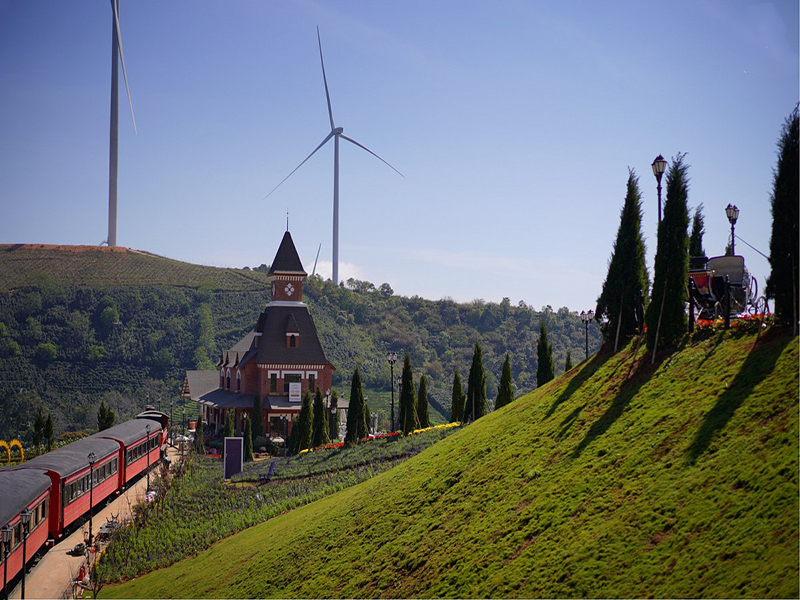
xmin=1 ymin=0 xmax=797 ymax=311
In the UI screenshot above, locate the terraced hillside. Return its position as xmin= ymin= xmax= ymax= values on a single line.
xmin=103 ymin=327 xmax=798 ymax=598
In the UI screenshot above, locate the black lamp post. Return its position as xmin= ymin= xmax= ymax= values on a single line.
xmin=20 ymin=508 xmax=30 ymax=600
xmin=87 ymin=452 xmax=96 ymax=547
xmin=169 ymin=398 xmax=174 ymax=447
xmin=652 ymin=154 xmax=667 ymax=223
xmin=2 ymin=524 xmax=11 ymax=600
xmin=145 ymin=424 xmax=151 ymax=493
xmin=580 ymin=310 xmax=594 ymax=361
xmin=725 ymin=204 xmax=739 ymax=256
xmin=281 ymin=416 xmax=288 ymax=458
xmin=386 ymin=352 xmax=397 ymax=433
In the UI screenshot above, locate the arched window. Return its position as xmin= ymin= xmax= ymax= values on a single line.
xmin=236 ymin=370 xmax=242 ymax=393
xmin=220 ymin=368 xmax=225 ymax=388
xmin=289 ymin=335 xmax=296 ymax=348
xmin=226 ymin=369 xmax=231 ymax=390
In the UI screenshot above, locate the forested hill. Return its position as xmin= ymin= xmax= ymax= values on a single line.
xmin=0 ymin=244 xmax=600 ymax=441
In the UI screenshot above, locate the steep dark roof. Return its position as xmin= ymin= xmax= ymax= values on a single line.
xmin=184 ymin=370 xmax=221 ymax=401
xmin=196 ymin=388 xmax=256 ymax=410
xmin=255 ymin=305 xmax=330 ymax=365
xmin=286 ymin=314 xmax=300 ymax=333
xmin=0 ymin=469 xmax=51 ymax=527
xmin=268 ymin=231 xmax=307 ymax=275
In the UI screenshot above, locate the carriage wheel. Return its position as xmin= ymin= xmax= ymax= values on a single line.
xmin=712 ymin=302 xmax=724 ymax=320
xmin=753 ymin=296 xmax=770 ymax=316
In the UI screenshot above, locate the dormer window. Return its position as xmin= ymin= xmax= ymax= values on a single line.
xmin=236 ymin=370 xmax=241 ymax=393
xmin=226 ymin=369 xmax=231 ymax=390
xmin=220 ymin=368 xmax=225 ymax=388
xmin=289 ymin=335 xmax=296 ymax=348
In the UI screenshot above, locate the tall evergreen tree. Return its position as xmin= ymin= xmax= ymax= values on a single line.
xmin=296 ymin=391 xmax=314 ymax=451
xmin=536 ymin=320 xmax=555 ymax=387
xmin=766 ymin=106 xmax=799 ymax=329
xmin=251 ymin=396 xmax=262 ymax=442
xmin=97 ymin=399 xmax=115 ymax=431
xmin=328 ymin=389 xmax=340 ymax=441
xmin=646 ymin=154 xmax=691 ymax=350
xmin=44 ymin=413 xmax=54 ymax=451
xmin=595 ymin=169 xmax=650 ymax=342
xmin=495 ymin=353 xmax=514 ymax=410
xmin=689 ymin=204 xmax=706 ymax=257
xmin=398 ymin=354 xmax=418 ymax=434
xmin=565 ymin=349 xmax=573 ymax=372
xmin=312 ymin=388 xmax=330 ymax=447
xmin=223 ymin=410 xmax=235 ymax=459
xmin=193 ymin=408 xmax=205 ymax=454
xmin=450 ymin=368 xmax=465 ymax=423
xmin=32 ymin=407 xmax=44 ymax=455
xmin=417 ymin=375 xmax=430 ymax=428
xmin=464 ymin=342 xmax=487 ymax=422
xmin=345 ymin=368 xmax=368 ymax=442
xmin=288 ymin=416 xmax=300 ymax=455
xmin=243 ymin=416 xmax=253 ymax=462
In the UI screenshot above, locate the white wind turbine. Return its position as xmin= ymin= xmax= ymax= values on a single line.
xmin=106 ymin=0 xmax=137 ymax=247
xmin=265 ymin=28 xmax=403 ymax=284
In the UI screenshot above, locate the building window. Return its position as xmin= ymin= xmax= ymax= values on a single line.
xmin=236 ymin=371 xmax=241 ymax=393
xmin=284 ymin=374 xmax=301 ymax=393
xmin=289 ymin=335 xmax=296 ymax=348
xmin=309 ymin=374 xmax=316 ymax=392
xmin=226 ymin=369 xmax=231 ymax=390
xmin=270 ymin=373 xmax=277 ymax=393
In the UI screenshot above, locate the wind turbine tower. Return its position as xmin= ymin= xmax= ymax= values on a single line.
xmin=265 ymin=28 xmax=403 ymax=284
xmin=107 ymin=0 xmax=137 ymax=247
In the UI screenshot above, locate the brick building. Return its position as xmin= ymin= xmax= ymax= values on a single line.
xmin=182 ymin=231 xmax=336 ymax=438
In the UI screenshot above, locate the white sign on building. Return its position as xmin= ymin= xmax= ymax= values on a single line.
xmin=289 ymin=382 xmax=302 ymax=402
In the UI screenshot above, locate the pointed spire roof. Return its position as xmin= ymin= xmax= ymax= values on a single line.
xmin=268 ymin=231 xmax=307 ymax=275
xmin=285 ymin=314 xmax=300 ymax=333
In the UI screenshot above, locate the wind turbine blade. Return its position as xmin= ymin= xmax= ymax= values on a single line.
xmin=317 ymin=27 xmax=335 ymax=130
xmin=264 ymin=132 xmax=335 ymax=199
xmin=340 ymin=134 xmax=404 ymax=178
xmin=111 ymin=0 xmax=137 ymax=134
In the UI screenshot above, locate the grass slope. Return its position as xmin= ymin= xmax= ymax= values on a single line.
xmin=103 ymin=328 xmax=798 ymax=598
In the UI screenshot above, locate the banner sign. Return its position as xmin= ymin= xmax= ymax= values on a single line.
xmin=224 ymin=437 xmax=243 ymax=479
xmin=289 ymin=382 xmax=302 ymax=403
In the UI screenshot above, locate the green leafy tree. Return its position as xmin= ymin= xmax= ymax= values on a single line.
xmin=312 ymin=388 xmax=330 ymax=447
xmin=537 ymin=320 xmax=555 ymax=387
xmin=345 ymin=369 xmax=369 ymax=442
xmin=296 ymin=391 xmax=314 ymax=451
xmin=495 ymin=353 xmax=514 ymax=410
xmin=328 ymin=389 xmax=340 ymax=441
xmin=97 ymin=399 xmax=116 ymax=431
xmin=565 ymin=349 xmax=573 ymax=372
xmin=450 ymin=368 xmax=465 ymax=423
xmin=34 ymin=342 xmax=57 ymax=365
xmin=32 ymin=407 xmax=45 ymax=455
xmin=251 ymin=396 xmax=262 ymax=442
xmin=646 ymin=154 xmax=691 ymax=350
xmin=464 ymin=342 xmax=487 ymax=421
xmin=766 ymin=106 xmax=799 ymax=329
xmin=417 ymin=375 xmax=430 ymax=428
xmin=595 ymin=169 xmax=650 ymax=342
xmin=689 ymin=204 xmax=706 ymax=257
xmin=43 ymin=413 xmax=54 ymax=451
xmin=398 ymin=354 xmax=418 ymax=434
xmin=243 ymin=416 xmax=253 ymax=462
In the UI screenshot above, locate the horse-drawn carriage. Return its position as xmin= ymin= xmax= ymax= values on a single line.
xmin=688 ymin=254 xmax=769 ymax=320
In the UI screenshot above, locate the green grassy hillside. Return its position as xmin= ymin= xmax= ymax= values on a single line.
xmin=102 ymin=328 xmax=798 ymax=599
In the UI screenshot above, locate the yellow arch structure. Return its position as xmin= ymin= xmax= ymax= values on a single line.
xmin=9 ymin=439 xmax=24 ymax=463
xmin=0 ymin=440 xmax=9 ymax=465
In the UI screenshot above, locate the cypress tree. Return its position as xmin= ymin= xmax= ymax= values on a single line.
xmin=297 ymin=391 xmax=314 ymax=451
xmin=537 ymin=320 xmax=555 ymax=387
xmin=193 ymin=408 xmax=205 ymax=454
xmin=565 ymin=349 xmax=573 ymax=372
xmin=223 ymin=411 xmax=235 ymax=459
xmin=243 ymin=417 xmax=253 ymax=462
xmin=97 ymin=399 xmax=115 ymax=431
xmin=44 ymin=413 xmax=54 ymax=451
xmin=398 ymin=354 xmax=418 ymax=434
xmin=595 ymin=169 xmax=649 ymax=342
xmin=312 ymin=388 xmax=330 ymax=447
xmin=251 ymin=395 xmax=262 ymax=442
xmin=495 ymin=353 xmax=514 ymax=410
xmin=646 ymin=154 xmax=691 ymax=350
xmin=450 ymin=368 xmax=465 ymax=423
xmin=32 ymin=407 xmax=44 ymax=455
xmin=689 ymin=204 xmax=706 ymax=257
xmin=464 ymin=342 xmax=487 ymax=422
xmin=328 ymin=389 xmax=340 ymax=441
xmin=288 ymin=416 xmax=299 ymax=455
xmin=417 ymin=375 xmax=430 ymax=428
xmin=766 ymin=106 xmax=799 ymax=329
xmin=345 ymin=368 xmax=368 ymax=442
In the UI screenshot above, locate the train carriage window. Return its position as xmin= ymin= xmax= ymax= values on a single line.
xmin=112 ymin=458 xmax=118 ymax=473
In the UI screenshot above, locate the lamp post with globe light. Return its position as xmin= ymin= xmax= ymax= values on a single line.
xmin=652 ymin=155 xmax=668 ymax=224
xmin=2 ymin=524 xmax=11 ymax=600
xmin=20 ymin=509 xmax=31 ymax=600
xmin=580 ymin=310 xmax=594 ymax=361
xmin=386 ymin=352 xmax=398 ymax=432
xmin=725 ymin=204 xmax=739 ymax=255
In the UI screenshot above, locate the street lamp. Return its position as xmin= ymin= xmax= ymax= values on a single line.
xmin=652 ymin=154 xmax=667 ymax=223
xmin=280 ymin=416 xmax=288 ymax=458
xmin=145 ymin=424 xmax=151 ymax=493
xmin=20 ymin=508 xmax=30 ymax=600
xmin=2 ymin=524 xmax=11 ymax=600
xmin=87 ymin=452 xmax=96 ymax=547
xmin=580 ymin=310 xmax=594 ymax=361
xmin=170 ymin=398 xmax=174 ymax=447
xmin=386 ymin=352 xmax=397 ymax=433
xmin=725 ymin=204 xmax=739 ymax=255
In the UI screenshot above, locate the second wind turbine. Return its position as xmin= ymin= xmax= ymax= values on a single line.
xmin=265 ymin=28 xmax=403 ymax=285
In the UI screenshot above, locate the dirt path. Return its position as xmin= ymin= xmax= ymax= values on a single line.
xmin=10 ymin=446 xmax=182 ymax=599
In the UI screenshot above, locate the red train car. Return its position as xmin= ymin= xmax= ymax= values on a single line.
xmin=0 ymin=470 xmax=50 ymax=586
